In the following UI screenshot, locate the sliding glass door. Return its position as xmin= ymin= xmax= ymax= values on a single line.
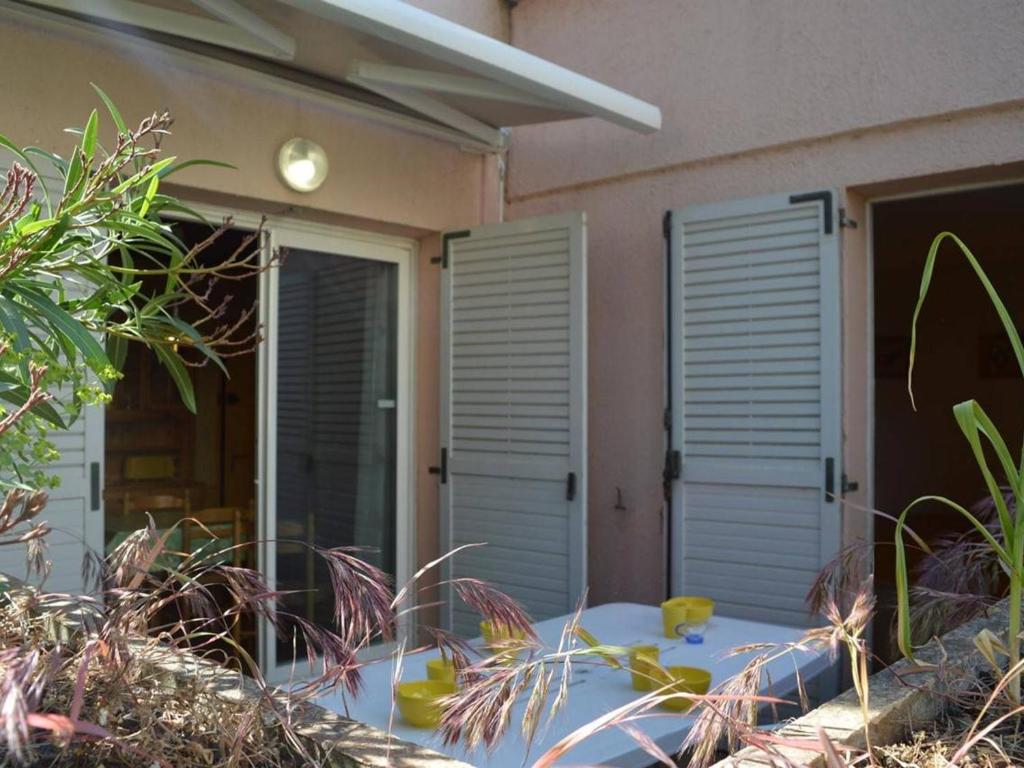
xmin=259 ymin=225 xmax=412 ymax=674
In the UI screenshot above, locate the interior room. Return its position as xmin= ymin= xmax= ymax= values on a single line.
xmin=872 ymin=182 xmax=1024 ymax=660
xmin=103 ymin=219 xmax=259 ymax=653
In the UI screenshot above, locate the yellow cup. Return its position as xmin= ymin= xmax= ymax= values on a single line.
xmin=396 ymin=680 xmax=458 ymax=728
xmin=480 ymin=620 xmax=526 ymax=645
xmin=480 ymin=620 xmax=527 ymax=664
xmin=628 ymin=644 xmax=661 ymax=691
xmin=660 ymin=596 xmax=715 ymax=638
xmin=655 ymin=665 xmax=711 ymax=712
xmin=426 ymin=658 xmax=457 ymax=684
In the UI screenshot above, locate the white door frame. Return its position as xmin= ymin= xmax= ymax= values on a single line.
xmin=174 ymin=203 xmax=417 ymax=676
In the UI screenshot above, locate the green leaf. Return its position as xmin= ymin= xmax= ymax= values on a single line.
xmin=91 ymin=84 xmax=127 ymax=135
xmin=10 ymin=284 xmax=110 ymax=372
xmin=109 ymin=157 xmax=176 ymax=196
xmin=0 ymin=296 xmax=32 ymax=380
xmin=157 ymin=158 xmax=236 ymax=179
xmin=164 ymin=315 xmax=227 ymax=376
xmin=953 ymin=399 xmax=1018 ymax=540
xmin=138 ymin=174 xmax=160 ymax=218
xmin=81 ymin=109 xmax=99 ymax=160
xmin=152 ymin=342 xmax=195 ymax=413
xmin=0 ymin=133 xmax=31 ymax=167
xmin=894 ymin=494 xmax=1013 ymax=661
xmin=106 ymin=332 xmax=129 ymax=371
xmin=17 ymin=218 xmax=58 ymax=237
xmin=0 ymin=388 xmax=66 ymax=429
xmin=908 ymin=232 xmax=1024 ymax=409
xmin=104 ymin=334 xmax=129 ymax=394
xmin=62 ymin=149 xmax=84 ymax=205
xmin=24 ymin=146 xmax=66 ymax=176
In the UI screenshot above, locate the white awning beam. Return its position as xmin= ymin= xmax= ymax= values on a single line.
xmin=279 ymin=0 xmax=662 ymax=134
xmin=349 ymin=60 xmax=559 ymax=110
xmin=29 ymin=0 xmax=295 ymax=60
xmin=348 ymin=72 xmax=506 ymax=148
xmin=189 ymin=0 xmax=295 ymax=59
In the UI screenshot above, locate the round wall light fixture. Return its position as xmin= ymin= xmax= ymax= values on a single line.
xmin=277 ymin=137 xmax=328 ymax=193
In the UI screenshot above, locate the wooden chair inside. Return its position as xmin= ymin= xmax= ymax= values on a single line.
xmin=115 ymin=490 xmax=192 ymax=537
xmin=183 ymin=507 xmax=247 ymax=568
xmin=185 ymin=506 xmax=254 ymax=644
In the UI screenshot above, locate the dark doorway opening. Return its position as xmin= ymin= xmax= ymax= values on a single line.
xmin=104 ymin=219 xmax=260 ymax=657
xmin=872 ymin=182 xmax=1024 ymax=661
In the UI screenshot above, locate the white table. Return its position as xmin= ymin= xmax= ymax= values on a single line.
xmin=316 ymin=602 xmax=830 ymax=767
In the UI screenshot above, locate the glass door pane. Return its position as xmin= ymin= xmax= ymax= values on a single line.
xmin=274 ymin=249 xmax=398 ymax=661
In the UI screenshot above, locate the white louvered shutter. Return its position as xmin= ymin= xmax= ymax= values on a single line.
xmin=440 ymin=213 xmax=587 ymax=635
xmin=668 ymin=191 xmax=841 ymax=627
xmin=0 ymin=174 xmax=104 ymax=592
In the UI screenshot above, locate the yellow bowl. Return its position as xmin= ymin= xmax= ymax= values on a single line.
xmin=396 ymin=680 xmax=457 ymax=728
xmin=628 ymin=644 xmax=661 ymax=691
xmin=660 ymin=596 xmax=715 ymax=638
xmin=426 ymin=658 xmax=457 ymax=684
xmin=656 ymin=666 xmax=711 ymax=712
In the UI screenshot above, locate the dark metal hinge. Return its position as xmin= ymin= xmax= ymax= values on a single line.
xmin=826 ymin=458 xmax=859 ymax=501
xmin=566 ymin=472 xmax=577 ymax=501
xmin=662 ymin=210 xmax=673 ymax=239
xmin=839 ymin=207 xmax=858 ymax=229
xmin=663 ymin=408 xmax=671 ymax=430
xmin=789 ymin=190 xmax=834 ymax=235
xmin=664 ymin=450 xmax=681 ymax=482
xmin=428 ymin=447 xmax=448 ymax=484
xmin=440 ymin=230 xmax=471 ymax=269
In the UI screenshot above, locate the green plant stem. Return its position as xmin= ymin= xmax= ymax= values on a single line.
xmin=1010 ymin=574 xmax=1021 ymax=703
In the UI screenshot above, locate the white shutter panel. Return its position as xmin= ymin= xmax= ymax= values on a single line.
xmin=0 ymin=174 xmax=104 ymax=592
xmin=38 ymin=405 xmax=103 ymax=593
xmin=440 ymin=213 xmax=587 ymax=635
xmin=669 ymin=191 xmax=841 ymax=627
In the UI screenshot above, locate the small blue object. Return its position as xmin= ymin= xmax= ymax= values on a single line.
xmin=685 ymin=634 xmax=704 ymax=644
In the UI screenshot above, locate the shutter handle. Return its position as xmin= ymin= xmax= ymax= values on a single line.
xmin=566 ymin=472 xmax=577 ymax=501
xmin=90 ymin=462 xmax=101 ymax=511
xmin=824 ymin=457 xmax=835 ymax=503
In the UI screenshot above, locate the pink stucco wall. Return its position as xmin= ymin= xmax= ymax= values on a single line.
xmin=410 ymin=0 xmax=508 ymax=40
xmin=505 ymin=0 xmax=1024 ymax=606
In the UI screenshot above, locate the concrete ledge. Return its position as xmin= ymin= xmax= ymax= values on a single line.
xmin=140 ymin=645 xmax=473 ymax=768
xmin=714 ymin=600 xmax=1008 ymax=768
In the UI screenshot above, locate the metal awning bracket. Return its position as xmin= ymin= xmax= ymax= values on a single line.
xmin=348 ymin=67 xmax=507 ymax=149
